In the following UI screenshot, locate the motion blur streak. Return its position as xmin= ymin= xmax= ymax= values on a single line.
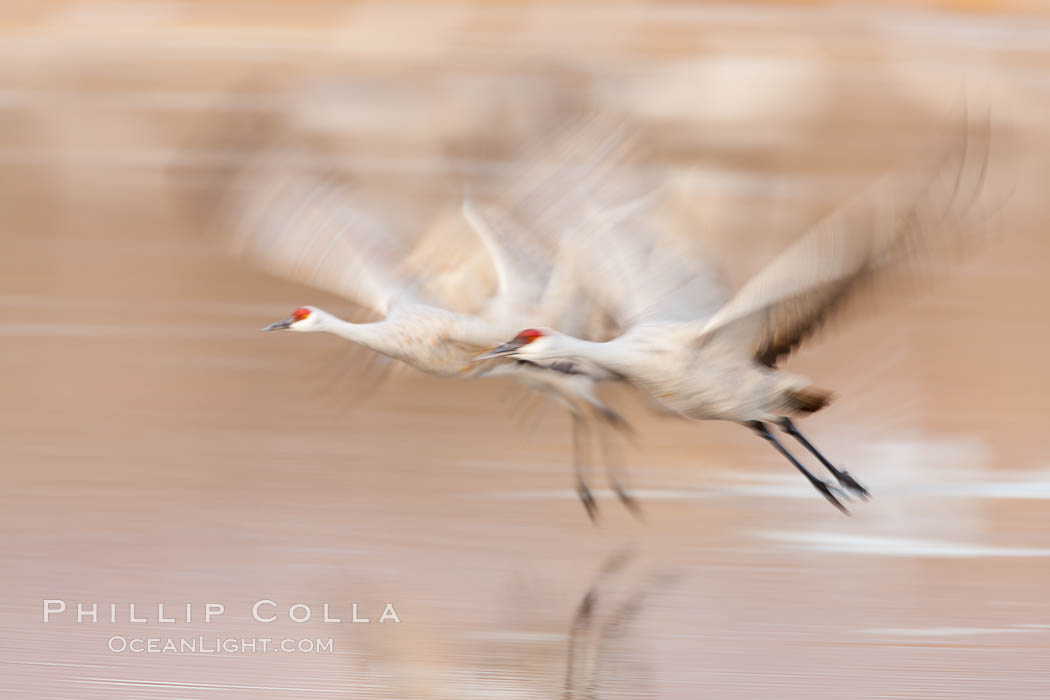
xmin=2 ymin=2 xmax=1050 ymax=699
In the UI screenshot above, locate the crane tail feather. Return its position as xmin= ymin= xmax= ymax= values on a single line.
xmin=786 ymin=387 xmax=833 ymax=414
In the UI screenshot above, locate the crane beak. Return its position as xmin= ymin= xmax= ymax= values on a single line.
xmin=261 ymin=317 xmax=294 ymax=331
xmin=476 ymin=341 xmax=521 ymax=361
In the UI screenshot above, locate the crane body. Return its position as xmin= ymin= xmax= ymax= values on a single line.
xmin=483 ymin=127 xmax=991 ymax=513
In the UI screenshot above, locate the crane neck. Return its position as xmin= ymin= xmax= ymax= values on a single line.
xmin=318 ymin=316 xmax=400 ymax=357
xmin=545 ymin=333 xmax=630 ymax=376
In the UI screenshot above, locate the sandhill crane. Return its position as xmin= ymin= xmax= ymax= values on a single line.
xmin=229 ymin=120 xmax=649 ymax=520
xmin=481 ymin=129 xmax=992 ymax=514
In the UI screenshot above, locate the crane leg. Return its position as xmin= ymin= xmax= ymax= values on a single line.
xmin=747 ymin=421 xmax=849 ymax=514
xmin=777 ymin=417 xmax=870 ymax=499
xmin=595 ymin=408 xmax=644 ymax=520
xmin=572 ymin=413 xmax=599 ymax=522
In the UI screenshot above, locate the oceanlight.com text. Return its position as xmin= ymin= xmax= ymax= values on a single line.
xmin=107 ymin=636 xmax=335 ymax=654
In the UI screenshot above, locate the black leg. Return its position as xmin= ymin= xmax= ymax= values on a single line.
xmin=778 ymin=417 xmax=870 ymax=499
xmin=594 ymin=408 xmax=644 ymax=521
xmin=747 ymin=421 xmax=849 ymax=514
xmin=572 ymin=413 xmax=599 ymax=522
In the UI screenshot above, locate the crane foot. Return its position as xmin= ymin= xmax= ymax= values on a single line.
xmin=576 ymin=481 xmax=599 ymax=522
xmin=613 ymin=486 xmax=645 ymax=522
xmin=834 ymin=469 xmax=870 ymax=500
xmin=776 ymin=417 xmax=871 ymax=502
xmin=811 ymin=479 xmax=850 ymax=515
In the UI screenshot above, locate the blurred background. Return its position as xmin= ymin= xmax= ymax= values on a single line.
xmin=3 ymin=1 xmax=1050 ymax=698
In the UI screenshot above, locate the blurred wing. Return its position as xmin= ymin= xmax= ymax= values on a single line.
xmin=696 ymin=126 xmax=991 ymax=366
xmin=633 ymin=228 xmax=729 ymax=327
xmin=498 ymin=113 xmax=645 ymax=243
xmin=402 ymin=203 xmax=496 ymax=315
xmin=551 ymin=213 xmax=649 ymax=332
xmin=462 ymin=196 xmax=551 ymax=312
xmin=539 ymin=228 xmax=613 ymax=340
xmin=400 ymin=114 xmax=646 ymax=321
xmin=226 ymin=162 xmax=414 ymax=315
xmin=558 ymin=193 xmax=729 ymax=333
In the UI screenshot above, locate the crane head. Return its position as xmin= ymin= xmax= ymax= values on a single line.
xmin=477 ymin=328 xmax=550 ymax=361
xmin=261 ymin=306 xmax=323 ymax=332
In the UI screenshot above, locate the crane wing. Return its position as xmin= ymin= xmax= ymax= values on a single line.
xmin=401 ymin=113 xmax=647 ymax=323
xmin=432 ymin=113 xmax=654 ymax=333
xmin=695 ymin=125 xmax=992 ymax=366
xmin=556 ymin=192 xmax=729 ymax=333
xmin=226 ymin=161 xmax=414 ymax=316
xmin=401 ymin=203 xmax=498 ymax=316
xmin=461 ymin=196 xmax=551 ymax=313
xmin=538 ymin=225 xmax=615 ymax=340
